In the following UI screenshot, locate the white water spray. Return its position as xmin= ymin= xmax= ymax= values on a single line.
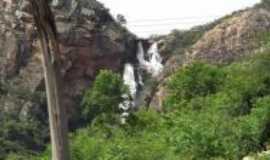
xmin=147 ymin=42 xmax=164 ymax=77
xmin=122 ymin=63 xmax=137 ymax=99
xmin=119 ymin=41 xmax=164 ymax=123
xmin=119 ymin=63 xmax=136 ymax=123
xmin=137 ymin=41 xmax=164 ymax=77
xmin=137 ymin=42 xmax=148 ymax=68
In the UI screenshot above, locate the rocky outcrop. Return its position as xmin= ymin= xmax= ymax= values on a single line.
xmin=0 ymin=0 xmax=136 ymax=126
xmin=189 ymin=7 xmax=270 ymax=63
xmin=150 ymin=5 xmax=270 ymax=110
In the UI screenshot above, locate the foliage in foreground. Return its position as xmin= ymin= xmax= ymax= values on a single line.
xmin=81 ymin=70 xmax=127 ymax=124
xmin=0 ymin=113 xmax=48 ymax=160
xmin=164 ymin=53 xmax=270 ymax=159
xmin=10 ymin=53 xmax=270 ymax=160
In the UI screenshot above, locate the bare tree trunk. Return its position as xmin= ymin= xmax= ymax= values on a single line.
xmin=28 ymin=0 xmax=70 ymax=160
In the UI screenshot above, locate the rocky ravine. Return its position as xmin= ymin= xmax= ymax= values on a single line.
xmin=0 ymin=0 xmax=137 ymax=127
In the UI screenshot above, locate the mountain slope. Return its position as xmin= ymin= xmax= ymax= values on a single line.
xmin=189 ymin=7 xmax=270 ymax=63
xmin=151 ymin=3 xmax=270 ymax=110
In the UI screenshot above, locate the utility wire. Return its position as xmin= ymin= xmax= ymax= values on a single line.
xmin=128 ymin=20 xmax=212 ymax=27
xmin=124 ymin=15 xmax=221 ymax=36
xmin=134 ymin=29 xmax=202 ymax=33
xmin=127 ymin=15 xmax=222 ymax=23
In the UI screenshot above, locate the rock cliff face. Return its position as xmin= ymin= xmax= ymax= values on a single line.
xmin=150 ymin=4 xmax=270 ymax=110
xmin=189 ymin=7 xmax=270 ymax=63
xmin=0 ymin=0 xmax=136 ymax=125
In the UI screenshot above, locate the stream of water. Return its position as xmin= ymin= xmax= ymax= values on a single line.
xmin=120 ymin=41 xmax=164 ymax=123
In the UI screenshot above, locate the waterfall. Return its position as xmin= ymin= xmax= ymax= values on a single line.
xmin=137 ymin=41 xmax=164 ymax=77
xmin=122 ymin=63 xmax=137 ymax=99
xmin=119 ymin=41 xmax=164 ymax=123
xmin=147 ymin=42 xmax=164 ymax=77
xmin=119 ymin=63 xmax=136 ymax=123
xmin=137 ymin=41 xmax=148 ymax=68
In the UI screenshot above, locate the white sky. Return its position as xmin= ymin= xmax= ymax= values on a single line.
xmin=98 ymin=0 xmax=261 ymax=38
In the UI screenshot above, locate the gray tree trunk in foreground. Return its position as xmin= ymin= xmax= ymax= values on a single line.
xmin=28 ymin=0 xmax=70 ymax=160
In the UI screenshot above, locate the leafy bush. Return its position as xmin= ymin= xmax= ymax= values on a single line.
xmin=4 ymin=153 xmax=38 ymax=160
xmin=165 ymin=62 xmax=225 ymax=110
xmin=163 ymin=53 xmax=270 ymax=159
xmin=33 ymin=53 xmax=270 ymax=160
xmin=0 ymin=113 xmax=48 ymax=160
xmin=257 ymin=154 xmax=270 ymax=160
xmin=81 ymin=70 xmax=127 ymax=123
xmin=35 ymin=109 xmax=178 ymax=160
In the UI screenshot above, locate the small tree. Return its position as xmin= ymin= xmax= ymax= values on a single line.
xmin=82 ymin=70 xmax=127 ymax=123
xmin=116 ymin=14 xmax=127 ymax=25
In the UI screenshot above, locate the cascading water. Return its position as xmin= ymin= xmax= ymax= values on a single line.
xmin=137 ymin=41 xmax=148 ymax=69
xmin=147 ymin=42 xmax=164 ymax=77
xmin=137 ymin=41 xmax=164 ymax=77
xmin=119 ymin=41 xmax=164 ymax=123
xmin=119 ymin=63 xmax=137 ymax=123
xmin=122 ymin=63 xmax=137 ymax=99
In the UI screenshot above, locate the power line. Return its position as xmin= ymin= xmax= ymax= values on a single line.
xmin=133 ymin=28 xmax=202 ymax=34
xmin=124 ymin=15 xmax=222 ymax=36
xmin=127 ymin=15 xmax=222 ymax=23
xmin=128 ymin=20 xmax=211 ymax=28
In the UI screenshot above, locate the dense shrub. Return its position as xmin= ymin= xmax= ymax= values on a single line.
xmin=81 ymin=70 xmax=127 ymax=123
xmin=165 ymin=62 xmax=226 ymax=110
xmin=163 ymin=53 xmax=270 ymax=159
xmin=4 ymin=153 xmax=38 ymax=160
xmin=33 ymin=109 xmax=178 ymax=160
xmin=30 ymin=53 xmax=270 ymax=160
xmin=257 ymin=154 xmax=270 ymax=160
xmin=0 ymin=114 xmax=48 ymax=160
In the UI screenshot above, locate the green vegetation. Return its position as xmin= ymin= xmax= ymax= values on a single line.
xmin=81 ymin=70 xmax=128 ymax=124
xmin=163 ymin=53 xmax=270 ymax=159
xmin=257 ymin=32 xmax=270 ymax=49
xmin=3 ymin=33 xmax=270 ymax=160
xmin=158 ymin=29 xmax=207 ymax=76
xmin=18 ymin=51 xmax=269 ymax=160
xmin=257 ymin=154 xmax=270 ymax=160
xmin=0 ymin=82 xmax=47 ymax=160
xmin=160 ymin=29 xmax=204 ymax=57
xmin=0 ymin=114 xmax=47 ymax=160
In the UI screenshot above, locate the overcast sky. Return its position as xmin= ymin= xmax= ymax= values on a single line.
xmin=98 ymin=0 xmax=261 ymax=37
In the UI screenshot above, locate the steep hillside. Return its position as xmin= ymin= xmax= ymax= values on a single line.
xmin=151 ymin=3 xmax=270 ymax=110
xmin=189 ymin=7 xmax=270 ymax=63
xmin=0 ymin=0 xmax=136 ymax=157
